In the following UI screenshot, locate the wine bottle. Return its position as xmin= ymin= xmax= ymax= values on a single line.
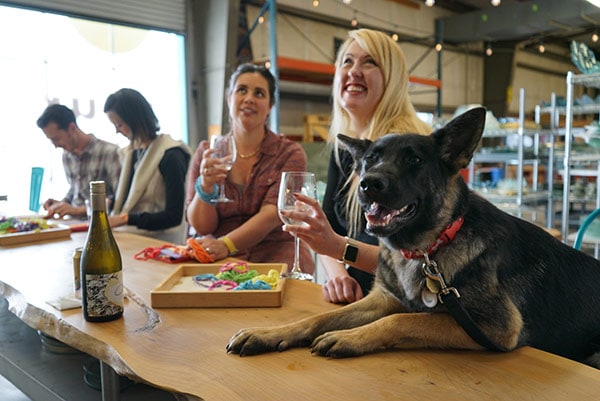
xmin=80 ymin=181 xmax=124 ymax=322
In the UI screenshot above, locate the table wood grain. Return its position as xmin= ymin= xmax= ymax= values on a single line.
xmin=1 ymin=232 xmax=600 ymax=400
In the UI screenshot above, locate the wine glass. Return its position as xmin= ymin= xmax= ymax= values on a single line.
xmin=277 ymin=172 xmax=317 ymax=281
xmin=210 ymin=135 xmax=237 ymax=203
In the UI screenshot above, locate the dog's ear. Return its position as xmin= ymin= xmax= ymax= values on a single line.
xmin=434 ymin=107 xmax=486 ymax=171
xmin=337 ymin=133 xmax=373 ymax=166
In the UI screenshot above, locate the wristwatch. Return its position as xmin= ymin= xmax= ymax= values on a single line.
xmin=338 ymin=236 xmax=359 ymax=264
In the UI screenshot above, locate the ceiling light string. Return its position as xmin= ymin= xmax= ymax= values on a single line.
xmin=334 ymin=0 xmax=443 ymax=53
xmin=334 ymin=0 xmax=431 ymax=38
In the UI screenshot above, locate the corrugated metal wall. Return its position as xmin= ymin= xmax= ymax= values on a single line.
xmin=0 ymin=0 xmax=186 ymax=33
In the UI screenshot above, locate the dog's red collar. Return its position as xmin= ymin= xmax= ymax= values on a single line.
xmin=400 ymin=216 xmax=464 ymax=259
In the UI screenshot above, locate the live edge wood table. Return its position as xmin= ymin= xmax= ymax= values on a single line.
xmin=1 ymin=232 xmax=600 ymax=401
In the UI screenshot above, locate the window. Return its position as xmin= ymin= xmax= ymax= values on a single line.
xmin=0 ymin=5 xmax=186 ymax=212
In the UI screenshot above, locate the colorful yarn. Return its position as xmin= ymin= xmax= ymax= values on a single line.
xmin=252 ymin=269 xmax=280 ymax=289
xmin=208 ymin=279 xmax=238 ymax=291
xmin=216 ymin=263 xmax=259 ymax=284
xmin=218 ymin=261 xmax=250 ymax=274
xmin=192 ymin=262 xmax=279 ymax=291
xmin=192 ymin=273 xmax=218 ymax=288
xmin=235 ymin=280 xmax=272 ymax=290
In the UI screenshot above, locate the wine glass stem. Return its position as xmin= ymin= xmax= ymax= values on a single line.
xmin=292 ymin=236 xmax=301 ymax=273
xmin=218 ymin=183 xmax=226 ymax=199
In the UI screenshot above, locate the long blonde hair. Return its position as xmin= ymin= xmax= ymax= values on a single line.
xmin=329 ymin=29 xmax=431 ymax=235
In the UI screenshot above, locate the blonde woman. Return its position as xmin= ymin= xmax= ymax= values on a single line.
xmin=281 ymin=29 xmax=431 ymax=303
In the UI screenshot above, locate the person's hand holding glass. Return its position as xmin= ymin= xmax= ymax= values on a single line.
xmin=277 ymin=172 xmax=317 ymax=280
xmin=209 ymin=135 xmax=237 ymax=203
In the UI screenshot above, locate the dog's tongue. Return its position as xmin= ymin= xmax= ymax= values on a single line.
xmin=365 ymin=202 xmax=403 ymax=227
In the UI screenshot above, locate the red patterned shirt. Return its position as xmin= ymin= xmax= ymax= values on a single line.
xmin=186 ymin=130 xmax=313 ymax=271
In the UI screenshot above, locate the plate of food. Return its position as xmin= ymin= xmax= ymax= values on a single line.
xmin=0 ymin=216 xmax=71 ymax=245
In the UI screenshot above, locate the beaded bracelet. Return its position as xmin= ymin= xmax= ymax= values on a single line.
xmin=195 ymin=176 xmax=219 ymax=203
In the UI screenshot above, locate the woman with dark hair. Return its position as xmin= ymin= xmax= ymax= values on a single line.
xmin=185 ymin=63 xmax=312 ymax=273
xmin=105 ymin=88 xmax=191 ymax=243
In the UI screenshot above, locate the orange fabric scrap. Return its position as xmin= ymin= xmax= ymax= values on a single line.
xmin=134 ymin=238 xmax=214 ymax=264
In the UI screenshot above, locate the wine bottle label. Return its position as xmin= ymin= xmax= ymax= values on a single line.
xmin=85 ymin=271 xmax=124 ymax=317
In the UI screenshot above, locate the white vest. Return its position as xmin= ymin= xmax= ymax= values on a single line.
xmin=113 ymin=134 xmax=190 ymax=243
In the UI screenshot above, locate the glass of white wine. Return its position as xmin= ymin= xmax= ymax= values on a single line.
xmin=277 ymin=171 xmax=317 ymax=281
xmin=210 ymin=135 xmax=237 ymax=203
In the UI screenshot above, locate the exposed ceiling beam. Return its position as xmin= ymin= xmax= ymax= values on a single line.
xmin=440 ymin=0 xmax=600 ymax=44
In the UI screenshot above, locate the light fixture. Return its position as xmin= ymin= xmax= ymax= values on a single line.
xmin=265 ymin=60 xmax=272 ymax=69
xmin=351 ymin=12 xmax=358 ymax=27
xmin=485 ymin=42 xmax=493 ymax=56
xmin=491 ymin=0 xmax=501 ymax=6
xmin=435 ymin=42 xmax=443 ymax=52
xmin=593 ymin=31 xmax=599 ymax=43
xmin=391 ymin=33 xmax=399 ymax=42
xmin=343 ymin=0 xmax=352 ymax=4
xmin=258 ymin=16 xmax=264 ymax=24
xmin=425 ymin=0 xmax=435 ymax=7
xmin=312 ymin=0 xmax=319 ymax=7
xmin=538 ymin=42 xmax=545 ymax=53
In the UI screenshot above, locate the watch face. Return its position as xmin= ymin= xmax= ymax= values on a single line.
xmin=345 ymin=244 xmax=359 ymax=263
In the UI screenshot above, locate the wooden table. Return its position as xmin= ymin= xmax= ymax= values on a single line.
xmin=1 ymin=232 xmax=600 ymax=400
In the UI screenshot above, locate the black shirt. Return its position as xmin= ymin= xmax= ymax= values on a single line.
xmin=322 ymin=149 xmax=376 ymax=295
xmin=127 ymin=147 xmax=191 ymax=231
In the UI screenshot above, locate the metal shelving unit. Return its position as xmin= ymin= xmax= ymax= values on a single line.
xmin=560 ymin=71 xmax=600 ymax=242
xmin=468 ymin=88 xmax=553 ymax=226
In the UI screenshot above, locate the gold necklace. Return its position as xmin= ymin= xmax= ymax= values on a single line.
xmin=236 ymin=129 xmax=265 ymax=159
xmin=237 ymin=146 xmax=261 ymax=159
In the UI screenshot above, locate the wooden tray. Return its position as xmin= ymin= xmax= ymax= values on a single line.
xmin=150 ymin=263 xmax=287 ymax=308
xmin=0 ymin=224 xmax=71 ymax=246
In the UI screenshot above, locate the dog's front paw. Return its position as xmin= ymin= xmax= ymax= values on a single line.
xmin=310 ymin=329 xmax=371 ymax=358
xmin=226 ymin=327 xmax=302 ymax=356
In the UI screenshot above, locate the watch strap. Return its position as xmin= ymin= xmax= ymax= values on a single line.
xmin=338 ymin=236 xmax=359 ymax=264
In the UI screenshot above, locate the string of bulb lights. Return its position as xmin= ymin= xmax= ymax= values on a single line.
xmin=307 ymin=0 xmax=599 ymax=58
xmin=310 ymin=0 xmax=442 ymax=51
xmin=308 ymin=1 xmax=504 ymax=55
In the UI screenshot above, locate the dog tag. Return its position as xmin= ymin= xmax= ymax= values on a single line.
xmin=421 ymin=288 xmax=438 ymax=308
xmin=426 ymin=277 xmax=441 ymax=294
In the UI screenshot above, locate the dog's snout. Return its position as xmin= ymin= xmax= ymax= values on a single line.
xmin=360 ymin=174 xmax=388 ymax=196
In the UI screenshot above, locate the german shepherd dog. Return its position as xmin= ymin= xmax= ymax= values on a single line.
xmin=227 ymin=107 xmax=600 ymax=367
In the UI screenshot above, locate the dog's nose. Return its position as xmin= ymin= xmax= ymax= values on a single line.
xmin=360 ymin=174 xmax=388 ymax=195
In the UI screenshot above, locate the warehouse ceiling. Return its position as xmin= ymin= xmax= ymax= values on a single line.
xmin=244 ymin=0 xmax=599 ymax=65
xmin=436 ymin=0 xmax=600 ymax=59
